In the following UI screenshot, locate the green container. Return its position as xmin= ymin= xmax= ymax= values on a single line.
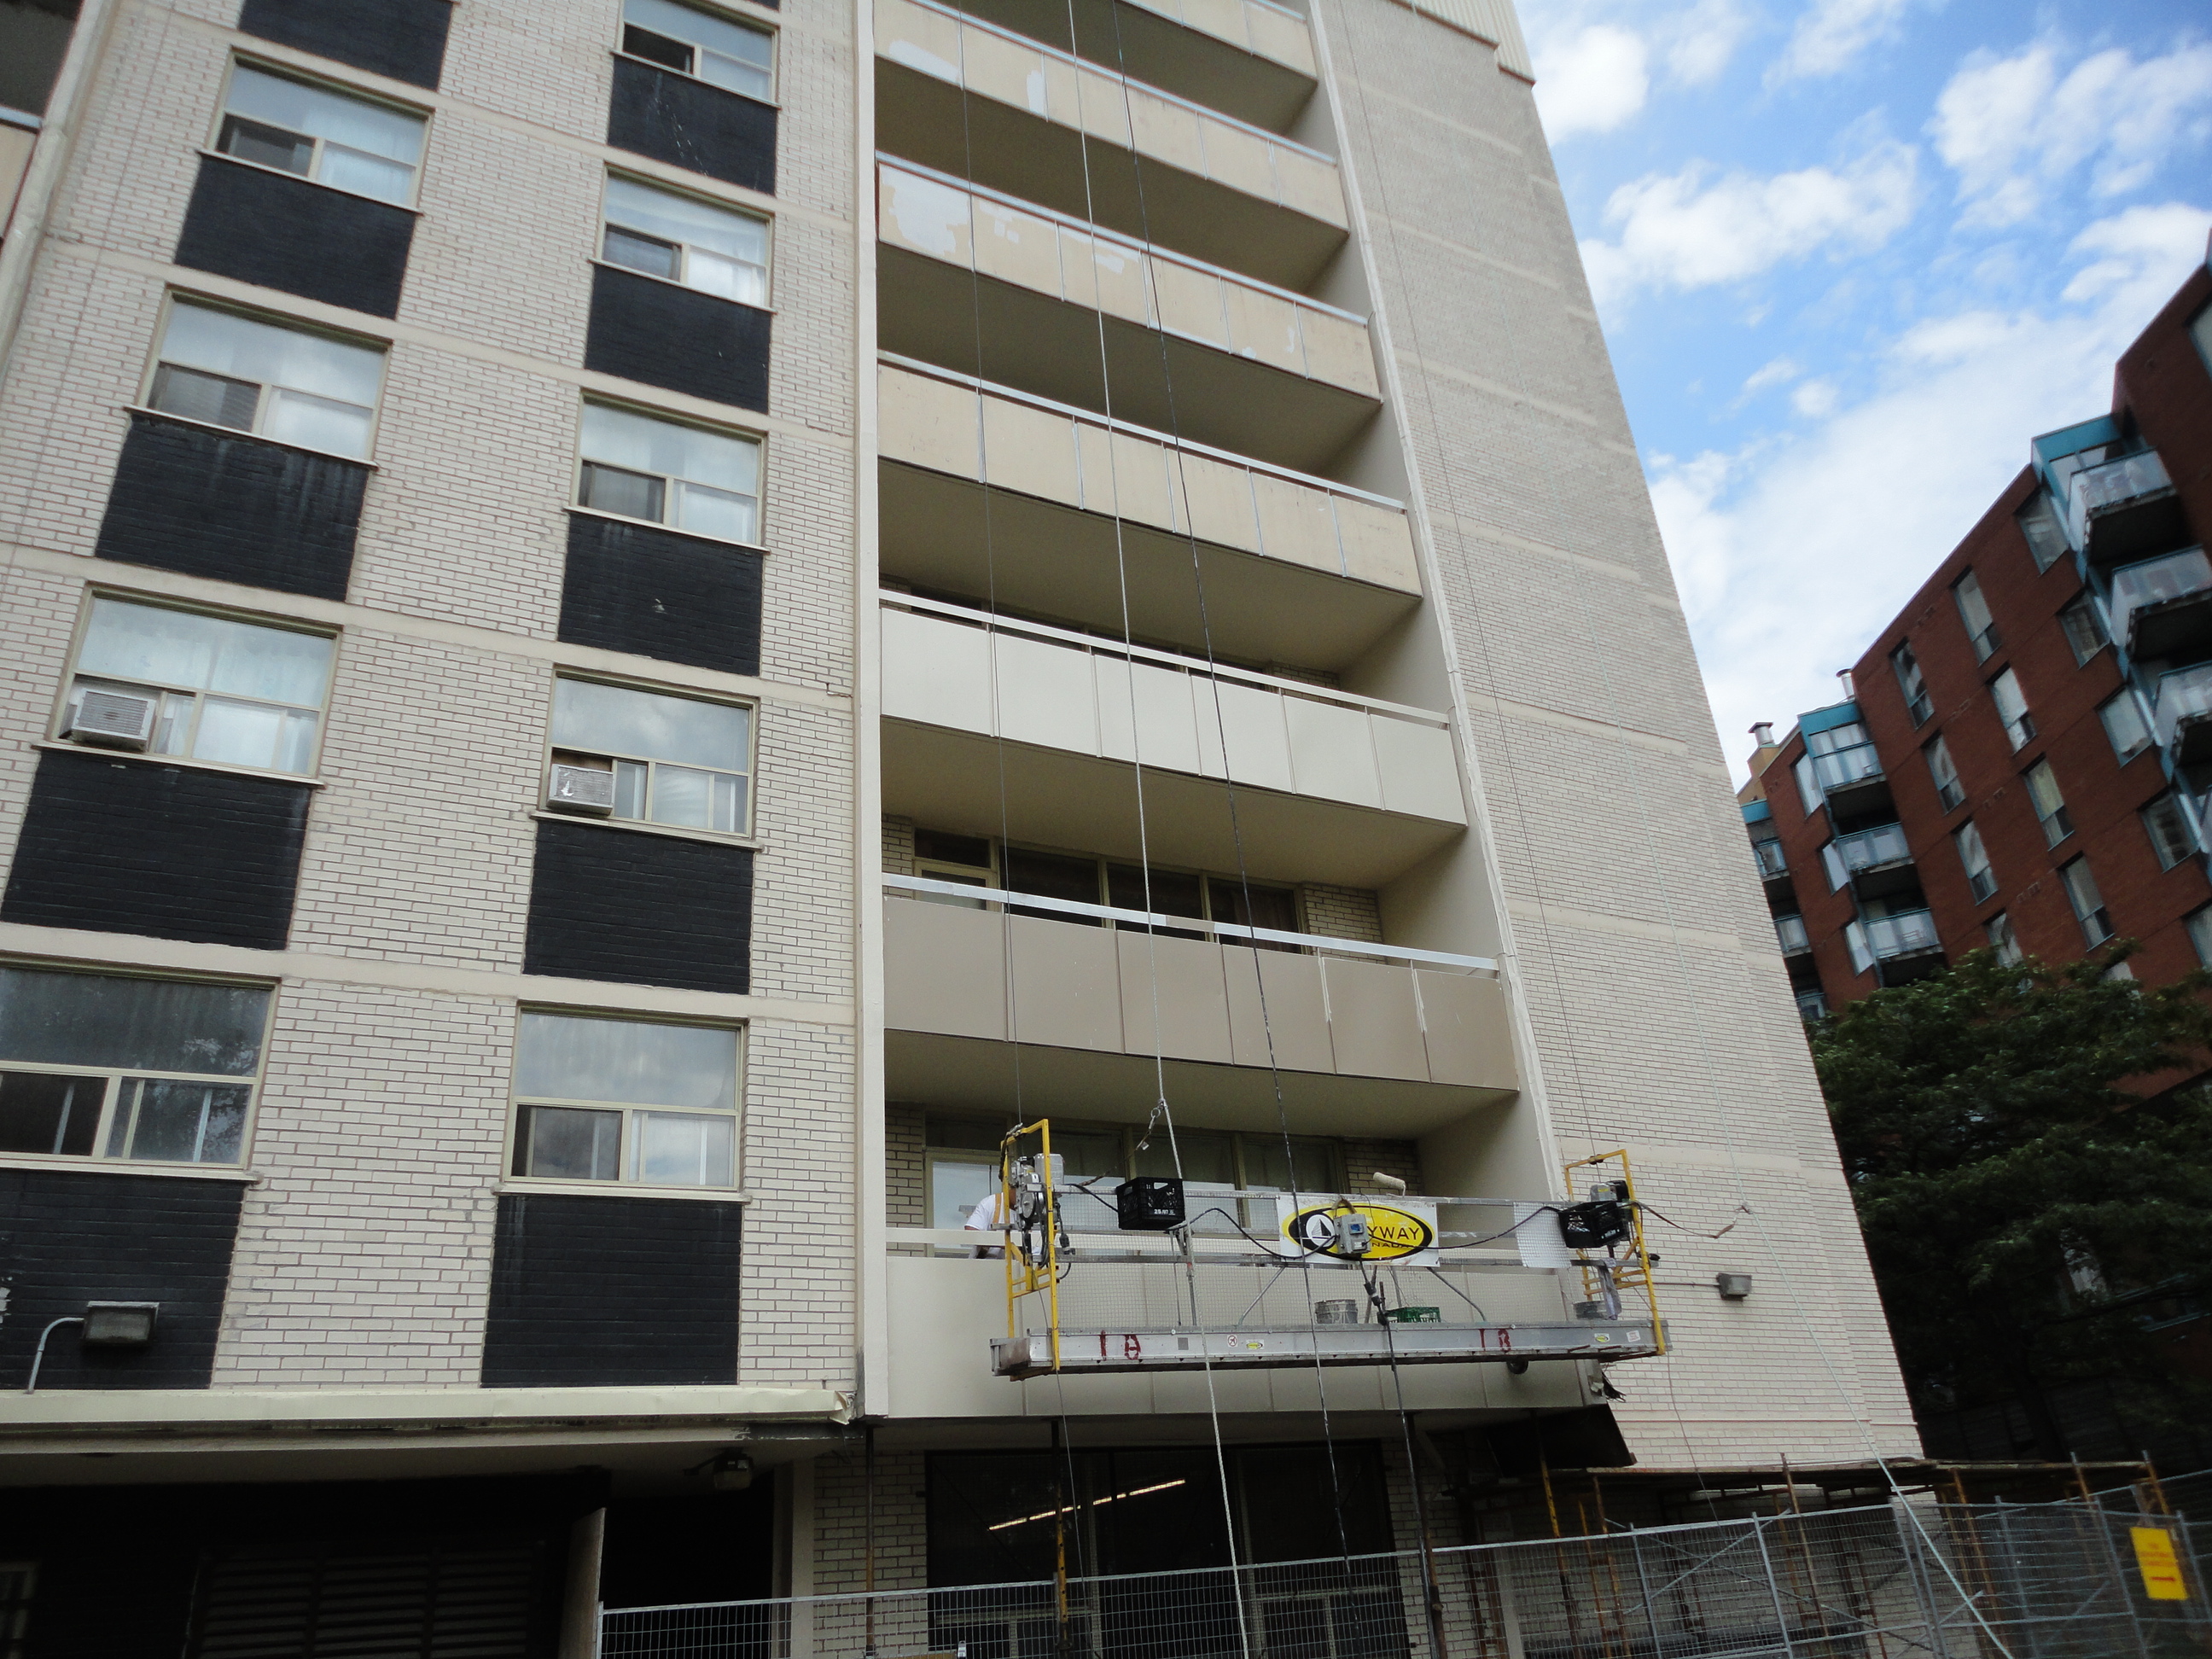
xmin=1382 ymin=1307 xmax=1441 ymax=1324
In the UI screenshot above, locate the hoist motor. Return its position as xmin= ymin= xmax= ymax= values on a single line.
xmin=1557 ymin=1199 xmax=1633 ymax=1249
xmin=1115 ymin=1175 xmax=1185 ymax=1231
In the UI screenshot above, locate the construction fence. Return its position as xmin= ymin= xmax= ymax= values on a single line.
xmin=602 ymin=1496 xmax=2209 ymax=1659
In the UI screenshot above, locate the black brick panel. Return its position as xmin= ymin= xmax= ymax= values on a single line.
xmin=607 ymin=58 xmax=777 ymax=195
xmin=523 ymin=820 xmax=753 ymax=994
xmin=559 ymin=514 xmax=764 ymax=675
xmin=585 ymin=264 xmax=771 ymax=411
xmin=175 ymin=156 xmax=415 ymax=318
xmin=482 ymin=1193 xmax=742 ymax=1387
xmin=236 ymin=0 xmax=453 ymax=87
xmin=2 ymin=750 xmax=309 ymax=950
xmin=0 ymin=1167 xmax=243 ymax=1390
xmin=95 ymin=412 xmax=366 ymax=600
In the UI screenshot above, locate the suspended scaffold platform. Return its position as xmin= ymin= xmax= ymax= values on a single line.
xmin=992 ymin=1318 xmax=1658 ymax=1378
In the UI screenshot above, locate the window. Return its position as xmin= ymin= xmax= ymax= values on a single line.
xmin=1794 ymin=989 xmax=1828 ymax=1022
xmin=577 ymin=402 xmax=760 ymax=544
xmin=2188 ymin=905 xmax=2212 ymax=969
xmin=1751 ymin=836 xmax=1788 ymax=879
xmin=1924 ymin=736 xmax=1964 ymax=811
xmin=2018 ymin=492 xmax=2069 ymax=571
xmin=548 ymin=677 xmax=753 ymax=835
xmin=2022 ymin=760 xmax=2071 ymax=847
xmin=1843 ymin=919 xmax=1872 ymax=975
xmin=2099 ymin=690 xmax=2154 ymax=764
xmin=1819 ymin=841 xmax=1848 ymax=891
xmin=1954 ymin=820 xmax=1997 ymax=903
xmin=620 ymin=0 xmax=773 ymax=101
xmin=2060 ymin=858 xmax=2113 ymax=946
xmin=56 ymin=598 xmax=335 ymax=777
xmin=509 ymin=1011 xmax=740 ymax=1187
xmin=905 ymin=834 xmax=1303 ymax=945
xmin=912 ymin=828 xmax=996 ymax=907
xmin=602 ymin=176 xmax=768 ymax=306
xmin=1985 ymin=911 xmax=2022 ymax=965
xmin=1776 ymin=914 xmax=1810 ymax=953
xmin=1793 ymin=754 xmax=1821 ymax=816
xmin=1953 ymin=572 xmax=2000 ymax=661
xmin=2143 ymin=792 xmax=2198 ymax=870
xmin=145 ymin=300 xmax=384 ymax=459
xmin=215 ymin=63 xmax=425 ymax=205
xmin=1892 ymin=644 xmax=1932 ymax=725
xmin=1989 ymin=667 xmax=2034 ymax=750
xmin=0 ymin=966 xmax=270 ymax=1165
xmin=2058 ymin=595 xmax=2108 ymax=665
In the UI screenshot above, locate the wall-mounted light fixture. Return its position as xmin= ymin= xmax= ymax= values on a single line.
xmin=24 ymin=1301 xmax=160 ymax=1393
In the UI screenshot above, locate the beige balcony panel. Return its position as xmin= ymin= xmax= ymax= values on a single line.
xmin=876 ymin=0 xmax=963 ymax=79
xmin=1074 ymin=422 xmax=1122 ymax=518
xmin=1297 ymin=310 xmax=1379 ymax=398
xmin=1199 ymin=678 xmax=1299 ymax=793
xmin=1118 ymin=933 xmax=1235 ymax=1063
xmin=1199 ymin=119 xmax=1279 ymax=205
xmin=1251 ymin=471 xmax=1342 ymax=573
xmin=1108 ymin=430 xmax=1179 ymax=532
xmin=878 ymin=368 xmax=981 ymax=477
xmin=981 ymin=395 xmax=1080 ymax=502
xmin=879 ymin=166 xmax=974 ymax=264
xmin=1334 ymin=496 xmax=1419 ymax=590
xmin=884 ymin=897 xmax=1006 ymax=1039
xmin=1225 ymin=948 xmax=1334 ymax=1072
xmin=960 ymin=25 xmax=1045 ymax=114
xmin=882 ymin=602 xmax=995 ymax=734
xmin=971 ymin=197 xmax=1064 ymax=293
xmin=1285 ymin=698 xmax=1384 ymax=809
xmin=1095 ymin=656 xmax=1206 ymax=775
xmin=996 ymin=632 xmax=1100 ymax=752
xmin=1074 ymin=64 xmax=1134 ymax=147
xmin=1175 ymin=452 xmax=1263 ymax=554
xmin=1150 ymin=259 xmax=1230 ymax=349
xmin=1321 ymin=957 xmax=1429 ymax=1082
xmin=1066 ymin=228 xmax=1151 ymax=323
xmin=1372 ymin=718 xmax=1464 ymax=823
xmin=1416 ymin=970 xmax=1515 ymax=1090
xmin=1007 ymin=913 xmax=1124 ymax=1051
xmin=1245 ymin=3 xmax=1318 ymax=74
xmin=1127 ymin=91 xmax=1208 ymax=176
xmin=1272 ymin=147 xmax=1348 ymax=230
xmin=1221 ymin=283 xmax=1305 ymax=376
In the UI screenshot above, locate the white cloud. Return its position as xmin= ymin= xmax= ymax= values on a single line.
xmin=1534 ymin=25 xmax=1651 ymax=140
xmin=1790 ymin=378 xmax=1840 ymax=416
xmin=1739 ymin=356 xmax=1803 ymax=399
xmin=1771 ymin=0 xmax=1914 ymax=83
xmin=1578 ymin=143 xmax=1918 ymax=311
xmin=1651 ymin=203 xmax=2211 ymax=780
xmin=1662 ymin=0 xmax=1752 ymax=87
xmin=1932 ymin=40 xmax=2212 ymax=225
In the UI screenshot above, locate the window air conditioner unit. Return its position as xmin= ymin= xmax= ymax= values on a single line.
xmin=548 ymin=761 xmax=617 ymax=817
xmin=63 ymin=688 xmax=157 ymax=750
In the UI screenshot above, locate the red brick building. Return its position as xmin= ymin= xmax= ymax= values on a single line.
xmin=1746 ymin=255 xmax=2212 ymax=1018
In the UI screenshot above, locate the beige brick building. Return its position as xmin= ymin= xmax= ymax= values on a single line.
xmin=0 ymin=0 xmax=1912 ymax=1646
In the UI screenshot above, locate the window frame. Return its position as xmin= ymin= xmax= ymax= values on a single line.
xmin=1953 ymin=819 xmax=1997 ymax=905
xmin=599 ymin=171 xmax=772 ymax=308
xmin=906 ymin=832 xmax=1308 ymax=941
xmin=1891 ymin=643 xmax=1933 ymax=725
xmin=47 ymin=591 xmax=340 ymax=783
xmin=1923 ymin=735 xmax=1965 ymax=812
xmin=1989 ymin=667 xmax=2035 ymax=751
xmin=2017 ymin=492 xmax=2070 ymax=572
xmin=573 ymin=398 xmax=766 ymax=550
xmin=504 ymin=1006 xmax=746 ymax=1193
xmin=138 ymin=293 xmax=388 ymax=463
xmin=2186 ymin=905 xmax=2212 ymax=969
xmin=2098 ymin=690 xmax=2155 ymax=765
xmin=2021 ymin=759 xmax=2072 ymax=848
xmin=207 ymin=56 xmax=431 ymax=210
xmin=542 ymin=672 xmax=760 ymax=843
xmin=1952 ymin=571 xmax=2000 ymax=662
xmin=2059 ymin=857 xmax=2114 ymax=947
xmin=1984 ymin=911 xmax=2021 ymax=965
xmin=2142 ymin=792 xmax=2199 ymax=871
xmin=2058 ymin=594 xmax=2109 ymax=667
xmin=0 ymin=963 xmax=276 ymax=1173
xmin=614 ymin=0 xmax=779 ymax=106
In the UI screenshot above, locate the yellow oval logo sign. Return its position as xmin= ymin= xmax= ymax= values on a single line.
xmin=1284 ymin=1203 xmax=1435 ymax=1261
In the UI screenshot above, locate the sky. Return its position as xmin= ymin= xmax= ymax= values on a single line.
xmin=1516 ymin=0 xmax=2212 ymax=781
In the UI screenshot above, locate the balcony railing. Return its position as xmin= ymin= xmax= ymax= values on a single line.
xmin=2069 ymin=450 xmax=2188 ymax=563
xmin=1751 ymin=839 xmax=1788 ymax=880
xmin=2156 ymin=662 xmax=2212 ymax=763
xmin=2110 ymin=546 xmax=2212 ymax=657
xmin=1866 ymin=909 xmax=1941 ymax=959
xmin=879 ymin=591 xmax=1466 ymax=824
xmin=1825 ymin=822 xmax=1912 ymax=888
xmin=1811 ymin=742 xmax=1884 ymax=794
xmin=1775 ymin=915 xmax=1810 ymax=955
xmin=2069 ymin=451 xmax=2170 ymax=538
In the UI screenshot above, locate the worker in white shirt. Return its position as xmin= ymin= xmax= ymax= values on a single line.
xmin=964 ymin=1189 xmax=1011 ymax=1258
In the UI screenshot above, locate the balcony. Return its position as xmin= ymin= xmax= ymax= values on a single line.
xmin=2110 ymin=547 xmax=2212 ymax=661
xmin=879 ymin=591 xmax=1466 ymax=885
xmin=946 ymin=0 xmax=1318 ymax=131
xmin=1854 ymin=909 xmax=1943 ymax=986
xmin=878 ymin=162 xmax=1379 ymax=471
xmin=1750 ymin=838 xmax=1790 ymax=882
xmin=875 ymin=0 xmax=1347 ymax=288
xmin=878 ymin=358 xmax=1418 ymax=669
xmin=2155 ymin=663 xmax=2212 ymax=765
xmin=1823 ymin=822 xmax=1917 ymax=899
xmin=878 ymin=1220 xmax=1595 ymax=1417
xmin=2069 ymin=450 xmax=2190 ymax=565
xmin=1774 ymin=915 xmax=1810 ymax=956
xmin=1809 ymin=742 xmax=1889 ymax=818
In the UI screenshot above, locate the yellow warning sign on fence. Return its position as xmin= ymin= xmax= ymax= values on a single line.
xmin=2131 ymin=1527 xmax=2188 ymax=1601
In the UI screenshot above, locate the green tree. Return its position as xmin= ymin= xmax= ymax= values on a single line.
xmin=1812 ymin=944 xmax=2212 ymax=1458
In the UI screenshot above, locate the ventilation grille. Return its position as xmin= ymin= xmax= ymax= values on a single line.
xmin=64 ymin=688 xmax=157 ymax=749
xmin=190 ymin=1540 xmax=541 ymax=1659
